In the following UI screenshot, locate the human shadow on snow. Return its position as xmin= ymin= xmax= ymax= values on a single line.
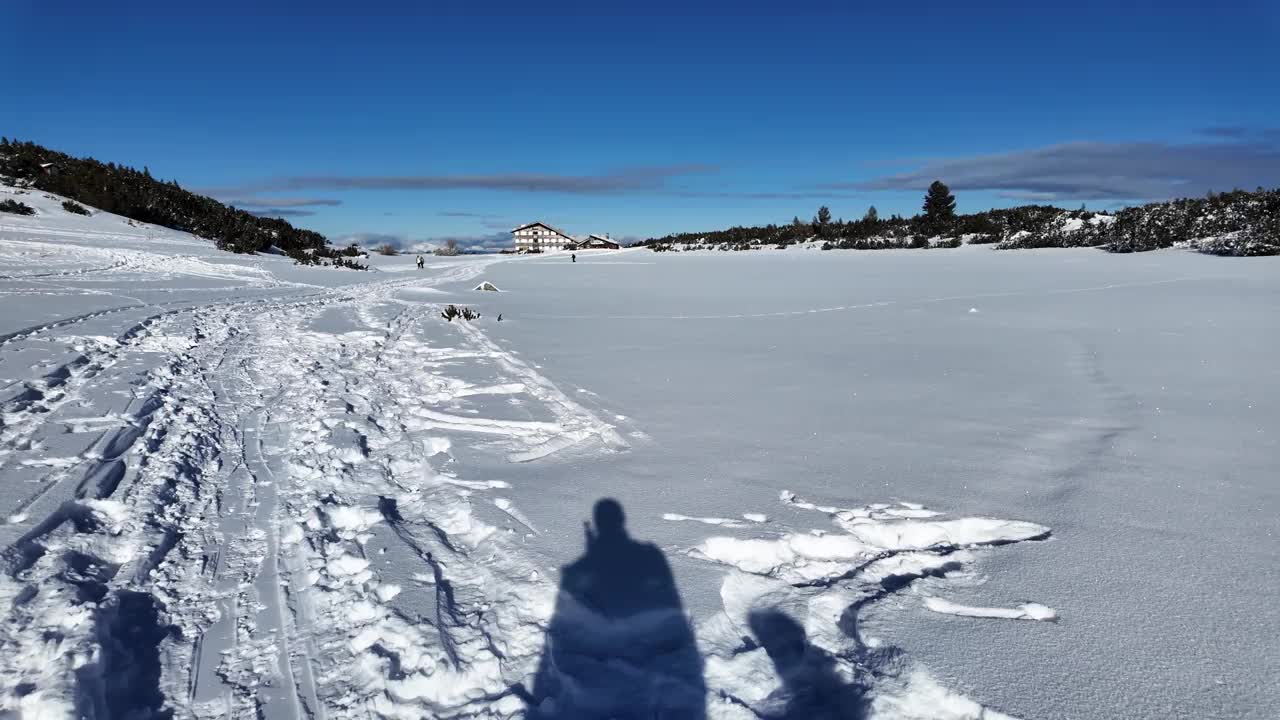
xmin=524 ymin=498 xmax=706 ymax=719
xmin=745 ymin=609 xmax=870 ymax=720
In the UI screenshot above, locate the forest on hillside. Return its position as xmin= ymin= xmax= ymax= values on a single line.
xmin=0 ymin=138 xmax=365 ymax=268
xmin=642 ymin=181 xmax=1280 ymax=257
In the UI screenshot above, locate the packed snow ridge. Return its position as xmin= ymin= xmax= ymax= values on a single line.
xmin=0 ymin=186 xmax=1058 ymax=719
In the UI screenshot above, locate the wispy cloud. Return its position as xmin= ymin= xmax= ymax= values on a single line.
xmin=1198 ymin=126 xmax=1280 ymax=142
xmin=437 ymin=210 xmax=515 ymax=231
xmin=846 ymin=132 xmax=1280 ymax=201
xmin=670 ymin=190 xmax=861 ymax=200
xmin=334 ymin=231 xmax=512 ymax=253
xmin=246 ymin=208 xmax=319 ymax=218
xmin=210 ymin=165 xmax=716 ymax=197
xmin=227 ymin=197 xmax=342 ymax=209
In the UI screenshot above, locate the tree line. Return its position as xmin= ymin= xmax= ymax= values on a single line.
xmin=642 ymin=180 xmax=1279 ymax=256
xmin=0 ymin=138 xmax=367 ymax=268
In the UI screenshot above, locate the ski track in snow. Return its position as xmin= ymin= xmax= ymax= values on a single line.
xmin=0 ymin=189 xmax=1057 ymax=719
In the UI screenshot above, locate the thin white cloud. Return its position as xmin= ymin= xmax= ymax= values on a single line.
xmin=845 ymin=132 xmax=1280 ymax=201
xmin=227 ymin=197 xmax=342 ymax=208
xmin=245 ymin=208 xmax=318 ymax=218
xmin=210 ymin=165 xmax=716 ymax=197
xmin=334 ymin=231 xmax=511 ymax=253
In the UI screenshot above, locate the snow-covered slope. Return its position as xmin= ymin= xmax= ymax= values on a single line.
xmin=4 ymin=187 xmax=1274 ymax=719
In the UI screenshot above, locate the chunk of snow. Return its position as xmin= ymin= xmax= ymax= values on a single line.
xmin=924 ymin=597 xmax=1059 ymax=621
xmin=322 ymin=502 xmax=381 ymax=535
xmin=327 ymin=554 xmax=371 ymax=577
xmin=82 ymin=499 xmax=129 ymax=531
xmin=663 ymin=513 xmax=747 ymax=527
xmin=281 ymin=523 xmax=305 ymax=545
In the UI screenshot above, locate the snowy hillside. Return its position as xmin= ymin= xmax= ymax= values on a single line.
xmin=2 ymin=188 xmax=1277 ymax=720
xmin=0 ymin=139 xmax=363 ymax=266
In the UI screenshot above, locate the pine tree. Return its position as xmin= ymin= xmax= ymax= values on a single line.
xmin=791 ymin=215 xmax=806 ymax=240
xmin=923 ymin=180 xmax=956 ymax=221
xmin=811 ymin=206 xmax=832 ymax=238
xmin=863 ymin=206 xmax=878 ymax=223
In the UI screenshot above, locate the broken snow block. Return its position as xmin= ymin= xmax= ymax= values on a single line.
xmin=473 ymin=281 xmax=500 ymax=292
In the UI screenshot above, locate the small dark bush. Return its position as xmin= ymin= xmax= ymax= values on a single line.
xmin=0 ymin=198 xmax=35 ymax=215
xmin=441 ymin=304 xmax=480 ymax=322
xmin=304 ymin=255 xmax=367 ymax=269
xmin=61 ymin=199 xmax=90 ymax=215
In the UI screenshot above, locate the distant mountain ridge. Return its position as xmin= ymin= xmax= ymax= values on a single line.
xmin=0 ymin=138 xmax=364 ymax=268
xmin=642 ymin=188 xmax=1280 ymax=256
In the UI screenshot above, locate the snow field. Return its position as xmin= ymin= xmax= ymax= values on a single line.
xmin=0 ymin=194 xmax=1060 ymax=718
xmin=7 ymin=185 xmax=1275 ymax=719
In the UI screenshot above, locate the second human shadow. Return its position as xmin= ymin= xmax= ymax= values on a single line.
xmin=747 ymin=609 xmax=869 ymax=720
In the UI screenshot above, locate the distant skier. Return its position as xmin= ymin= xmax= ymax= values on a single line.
xmin=416 ymin=255 xmax=424 ymax=270
xmin=571 ymin=253 xmax=576 ymax=263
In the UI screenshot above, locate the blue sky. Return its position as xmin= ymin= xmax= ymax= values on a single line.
xmin=3 ymin=0 xmax=1279 ymax=249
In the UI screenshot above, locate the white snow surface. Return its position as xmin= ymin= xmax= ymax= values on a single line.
xmin=1 ymin=186 xmax=1277 ymax=719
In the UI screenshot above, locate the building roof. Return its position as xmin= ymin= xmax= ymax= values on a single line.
xmin=510 ymin=221 xmax=572 ymax=238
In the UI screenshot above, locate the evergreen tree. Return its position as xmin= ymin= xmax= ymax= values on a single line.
xmin=811 ymin=206 xmax=831 ymax=238
xmin=791 ymin=215 xmax=807 ymax=240
xmin=863 ymin=206 xmax=878 ymax=223
xmin=923 ymin=180 xmax=956 ymax=221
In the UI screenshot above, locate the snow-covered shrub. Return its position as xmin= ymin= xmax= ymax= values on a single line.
xmin=1194 ymin=220 xmax=1280 ymax=256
